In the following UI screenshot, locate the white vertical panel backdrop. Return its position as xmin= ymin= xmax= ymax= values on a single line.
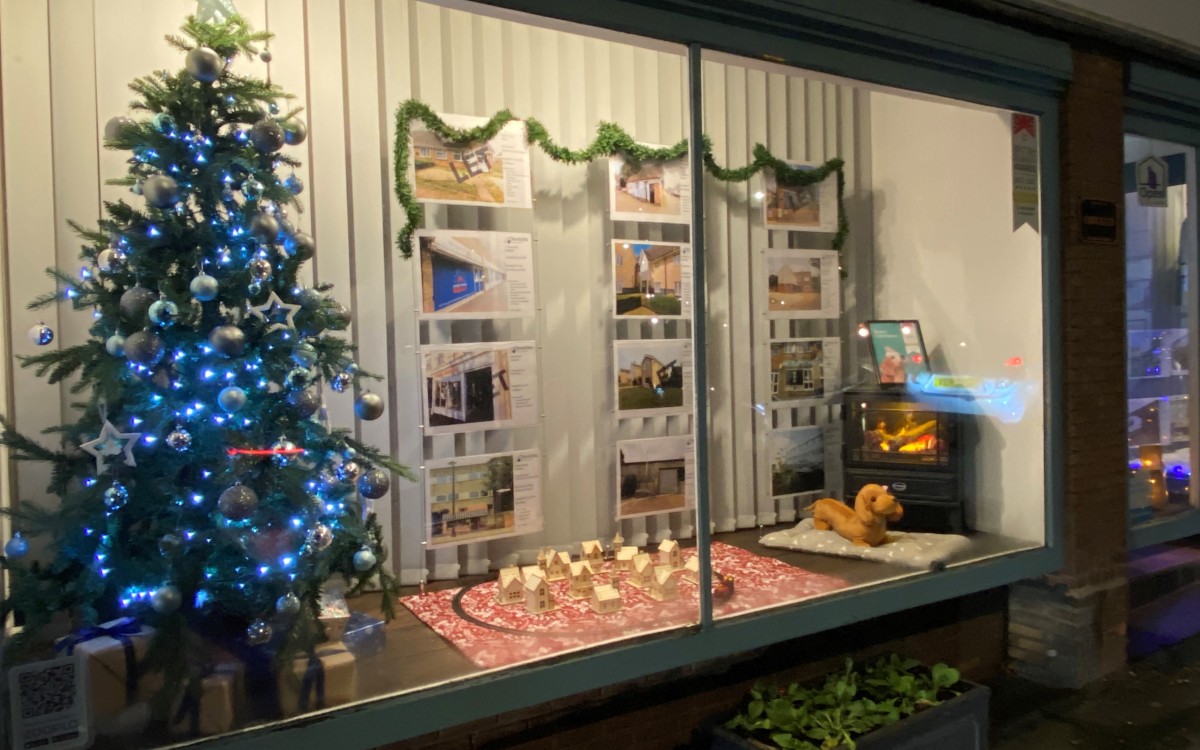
xmin=0 ymin=0 xmax=876 ymax=584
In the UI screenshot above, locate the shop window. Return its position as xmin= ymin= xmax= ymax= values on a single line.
xmin=1125 ymin=136 xmax=1198 ymax=527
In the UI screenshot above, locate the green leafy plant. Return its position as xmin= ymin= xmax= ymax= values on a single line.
xmin=724 ymin=656 xmax=962 ymax=749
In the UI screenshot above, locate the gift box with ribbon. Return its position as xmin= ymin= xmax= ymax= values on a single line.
xmin=53 ymin=617 xmax=163 ymax=723
xmin=278 ymin=643 xmax=357 ymax=717
xmin=343 ymin=611 xmax=386 ymax=659
xmin=318 ymin=587 xmax=351 ymax=643
xmin=167 ymin=663 xmax=242 ymax=737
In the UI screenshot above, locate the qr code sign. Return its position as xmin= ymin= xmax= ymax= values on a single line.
xmin=8 ymin=655 xmax=89 ymax=750
xmin=18 ymin=663 xmax=76 ymax=719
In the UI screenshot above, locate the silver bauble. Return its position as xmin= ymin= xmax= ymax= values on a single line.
xmin=249 ymin=213 xmax=279 ymax=242
xmin=151 ymin=112 xmax=175 ymax=133
xmin=354 ymin=392 xmax=385 ymax=421
xmin=281 ymin=117 xmax=308 ymax=146
xmin=248 ymin=257 xmax=273 ymax=281
xmin=248 ymin=119 xmax=285 ymax=153
xmin=276 ymin=593 xmax=301 ymax=616
xmin=245 ymin=619 xmax=273 ymax=646
xmin=123 ymin=330 xmax=165 ymax=366
xmin=291 ymin=343 xmax=318 ymax=368
xmin=329 ymin=302 xmax=352 ymax=330
xmin=271 ymin=438 xmax=297 ymax=467
xmin=97 ymin=248 xmax=122 ymax=271
xmin=259 ymin=49 xmax=273 ymax=63
xmin=143 ymin=174 xmax=180 ymax=209
xmin=120 ymin=286 xmax=157 ymax=323
xmin=105 ymin=334 xmax=126 ymax=357
xmin=336 ymin=460 xmax=362 ymax=484
xmin=148 ymin=299 xmax=180 ymax=326
xmin=288 ymin=231 xmax=315 ymax=260
xmin=296 ymin=290 xmax=324 ymax=314
xmin=218 ymin=484 xmax=259 ymax=522
xmin=308 ymin=524 xmax=333 ymax=550
xmin=104 ymin=483 xmax=129 ymax=509
xmin=288 ymin=387 xmax=321 ymax=418
xmin=166 ymin=428 xmax=192 ymax=452
xmin=158 ymin=533 xmax=182 ymax=555
xmin=353 ymin=548 xmax=377 ymax=572
xmin=185 ymin=46 xmax=224 ymax=83
xmin=331 ymin=372 xmax=352 ymax=393
xmin=241 ymin=177 xmax=264 ymax=200
xmin=151 ymin=585 xmax=182 ymax=614
xmin=218 ymin=386 xmax=248 ymax=413
xmin=358 ymin=469 xmax=390 ymax=499
xmin=190 ymin=273 xmax=220 ymax=301
xmin=28 ymin=323 xmax=54 ymax=346
xmin=104 ymin=115 xmax=136 ymax=142
xmin=209 ymin=324 xmax=246 ymax=358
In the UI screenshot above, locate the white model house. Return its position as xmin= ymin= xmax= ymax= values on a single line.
xmin=495 ymin=567 xmax=524 ymax=606
xmin=524 ymin=574 xmax=554 ymax=614
xmin=521 ymin=564 xmax=545 ymax=584
xmin=580 ymin=540 xmax=604 ymax=568
xmin=615 ymin=546 xmax=639 ymax=572
xmin=568 ymin=561 xmax=594 ymax=599
xmin=658 ymin=539 xmax=683 ymax=570
xmin=628 ymin=553 xmax=655 ymax=588
xmin=546 ymin=551 xmax=571 ymax=581
xmin=649 ymin=566 xmax=679 ymax=602
xmin=590 ymin=583 xmax=622 ymax=614
xmin=682 ymin=555 xmax=701 ymax=585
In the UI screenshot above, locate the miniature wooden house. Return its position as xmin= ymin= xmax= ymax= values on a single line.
xmin=658 ymin=539 xmax=682 ymax=570
xmin=546 ymin=551 xmax=571 ymax=581
xmin=580 ymin=540 xmax=604 ymax=568
xmin=524 ymin=574 xmax=554 ymax=614
xmin=649 ymin=566 xmax=679 ymax=602
xmin=615 ymin=546 xmax=639 ymax=572
xmin=612 ymin=531 xmax=624 ymax=552
xmin=495 ymin=567 xmax=525 ymax=606
xmin=590 ymin=583 xmax=622 ymax=615
xmin=521 ymin=564 xmax=545 ymax=583
xmin=568 ymin=561 xmax=594 ymax=599
xmin=627 ymin=553 xmax=655 ymax=589
xmin=682 ymin=555 xmax=701 ymax=585
xmin=536 ymin=547 xmax=552 ymax=572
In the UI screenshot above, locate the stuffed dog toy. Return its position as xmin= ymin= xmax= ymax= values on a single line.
xmin=806 ymin=484 xmax=904 ymax=547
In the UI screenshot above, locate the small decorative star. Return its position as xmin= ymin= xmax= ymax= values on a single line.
xmin=247 ymin=291 xmax=300 ymax=334
xmin=80 ymin=419 xmax=142 ymax=474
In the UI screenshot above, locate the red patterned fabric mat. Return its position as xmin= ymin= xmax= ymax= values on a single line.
xmin=400 ymin=541 xmax=849 ymax=669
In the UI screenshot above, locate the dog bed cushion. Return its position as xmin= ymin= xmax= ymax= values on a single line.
xmin=759 ymin=519 xmax=972 ymax=571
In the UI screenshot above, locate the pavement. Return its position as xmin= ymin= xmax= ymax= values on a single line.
xmin=992 ymin=634 xmax=1200 ymax=749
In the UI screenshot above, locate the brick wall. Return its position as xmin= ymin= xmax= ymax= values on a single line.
xmin=1007 ymin=48 xmax=1129 ymax=689
xmin=385 ymin=590 xmax=1006 ymax=750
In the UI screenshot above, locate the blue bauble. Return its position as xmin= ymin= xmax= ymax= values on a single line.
xmin=5 ymin=533 xmax=29 ymax=559
xmin=283 ymin=174 xmax=304 ymax=195
xmin=276 ymin=592 xmax=301 ymax=616
xmin=218 ymin=386 xmax=247 ymax=413
xmin=190 ymin=273 xmax=220 ymax=302
xmin=105 ymin=334 xmax=126 ymax=357
xmin=353 ymin=548 xmax=377 ymax=572
xmin=148 ymin=299 xmax=180 ymax=326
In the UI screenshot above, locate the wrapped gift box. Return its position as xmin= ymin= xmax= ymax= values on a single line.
xmin=278 ymin=643 xmax=357 ymax=717
xmin=168 ymin=668 xmax=239 ymax=737
xmin=54 ymin=618 xmax=163 ymax=723
xmin=318 ymin=587 xmax=351 ymax=643
xmin=343 ymin=611 xmax=386 ymax=659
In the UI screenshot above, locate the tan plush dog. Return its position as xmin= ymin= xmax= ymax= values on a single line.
xmin=806 ymin=484 xmax=904 ymax=547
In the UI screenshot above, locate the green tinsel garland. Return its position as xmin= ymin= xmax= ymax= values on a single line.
xmin=392 ymin=99 xmax=847 ymax=257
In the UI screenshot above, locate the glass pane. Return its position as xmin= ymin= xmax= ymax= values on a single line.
xmin=1125 ymin=136 xmax=1198 ymax=526
xmin=700 ymin=52 xmax=1047 ymax=621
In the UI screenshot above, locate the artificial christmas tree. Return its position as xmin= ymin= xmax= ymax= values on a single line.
xmin=0 ymin=8 xmax=409 ymax=727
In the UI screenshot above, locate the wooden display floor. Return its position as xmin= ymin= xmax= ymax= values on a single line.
xmin=351 ymin=527 xmax=1040 ymax=699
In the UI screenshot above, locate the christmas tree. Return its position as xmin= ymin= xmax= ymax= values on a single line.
xmin=0 ymin=7 xmax=409 ymax=690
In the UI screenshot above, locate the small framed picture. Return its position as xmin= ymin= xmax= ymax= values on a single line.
xmin=863 ymin=320 xmax=930 ymax=386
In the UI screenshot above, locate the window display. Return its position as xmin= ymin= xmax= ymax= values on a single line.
xmin=0 ymin=0 xmax=1053 ymax=745
xmin=1124 ymin=135 xmax=1198 ymax=527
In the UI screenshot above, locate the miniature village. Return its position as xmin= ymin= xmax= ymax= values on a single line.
xmin=494 ymin=532 xmax=712 ymax=615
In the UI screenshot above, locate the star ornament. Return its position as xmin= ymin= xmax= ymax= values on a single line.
xmin=81 ymin=419 xmax=142 ymax=474
xmin=247 ymin=291 xmax=300 ymax=334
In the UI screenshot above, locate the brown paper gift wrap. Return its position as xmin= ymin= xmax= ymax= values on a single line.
xmin=54 ymin=618 xmax=163 ymax=722
xmin=278 ymin=644 xmax=357 ymax=717
xmin=168 ymin=670 xmax=238 ymax=737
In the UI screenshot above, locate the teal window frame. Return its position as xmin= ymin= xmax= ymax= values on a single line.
xmin=204 ymin=2 xmax=1071 ymax=747
xmin=1125 ymin=63 xmax=1200 ymax=550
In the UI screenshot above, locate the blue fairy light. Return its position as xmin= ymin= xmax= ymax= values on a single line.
xmin=147 ymin=225 xmax=161 ymax=238
xmin=280 ymin=555 xmax=295 ymax=568
xmin=143 ymin=435 xmax=158 ymax=445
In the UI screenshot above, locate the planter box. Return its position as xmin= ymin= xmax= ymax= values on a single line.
xmin=711 ymin=681 xmax=990 ymax=750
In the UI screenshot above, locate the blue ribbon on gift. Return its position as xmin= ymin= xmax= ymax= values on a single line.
xmin=55 ymin=617 xmax=143 ymax=704
xmin=298 ymin=652 xmax=325 ymax=713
